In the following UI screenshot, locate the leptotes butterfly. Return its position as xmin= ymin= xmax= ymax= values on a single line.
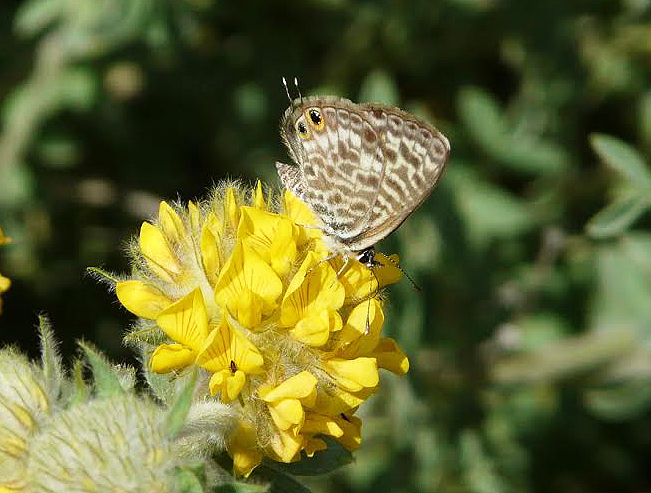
xmin=276 ymin=90 xmax=450 ymax=269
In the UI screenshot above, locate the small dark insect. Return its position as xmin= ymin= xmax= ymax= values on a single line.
xmin=230 ymin=360 xmax=237 ymax=373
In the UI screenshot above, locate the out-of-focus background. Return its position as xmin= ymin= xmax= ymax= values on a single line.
xmin=1 ymin=1 xmax=651 ymax=491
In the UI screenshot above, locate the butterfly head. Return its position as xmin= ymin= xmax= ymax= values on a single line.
xmin=280 ymin=97 xmax=330 ymax=166
xmin=355 ymin=247 xmax=380 ymax=269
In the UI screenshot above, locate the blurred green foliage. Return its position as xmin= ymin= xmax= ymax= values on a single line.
xmin=1 ymin=0 xmax=651 ymax=492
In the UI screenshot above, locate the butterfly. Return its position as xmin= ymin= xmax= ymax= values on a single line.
xmin=276 ymin=81 xmax=450 ymax=273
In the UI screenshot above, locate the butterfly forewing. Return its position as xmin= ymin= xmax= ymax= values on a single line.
xmin=278 ymin=95 xmax=449 ymax=253
xmin=345 ymin=105 xmax=450 ymax=251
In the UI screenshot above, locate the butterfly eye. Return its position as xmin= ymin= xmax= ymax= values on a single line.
xmin=296 ymin=120 xmax=309 ymax=138
xmin=308 ymin=108 xmax=325 ymax=131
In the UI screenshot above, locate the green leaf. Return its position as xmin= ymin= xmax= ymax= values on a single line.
xmin=491 ymin=329 xmax=636 ymax=384
xmin=499 ymin=139 xmax=567 ymax=174
xmin=585 ymin=379 xmax=651 ymax=421
xmin=263 ymin=437 xmax=353 ymax=476
xmin=458 ymin=87 xmax=506 ymax=155
xmin=359 ymin=70 xmax=399 ymax=106
xmin=459 ymin=87 xmax=567 ymax=173
xmin=14 ymin=0 xmax=62 ymax=37
xmin=165 ymin=370 xmax=197 ymax=438
xmin=251 ymin=466 xmax=313 ymax=493
xmin=586 ymin=192 xmax=650 ymax=238
xmin=79 ymin=341 xmax=124 ymax=397
xmin=459 ymin=429 xmax=506 ymax=493
xmin=212 ymin=482 xmax=268 ymax=493
xmin=590 ymin=133 xmax=651 ymax=188
xmin=446 ymin=165 xmax=533 ymax=244
xmin=590 ymin=242 xmax=651 ymax=331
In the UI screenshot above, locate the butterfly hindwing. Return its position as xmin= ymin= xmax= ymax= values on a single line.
xmin=279 ymin=95 xmax=449 ymax=253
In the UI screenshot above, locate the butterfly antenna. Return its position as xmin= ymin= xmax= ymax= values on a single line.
xmin=282 ymin=77 xmax=292 ymax=104
xmin=294 ymin=77 xmax=303 ymax=105
xmin=384 ymin=255 xmax=423 ymax=293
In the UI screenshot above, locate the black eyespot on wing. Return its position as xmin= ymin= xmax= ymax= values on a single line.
xmin=309 ymin=109 xmax=322 ymax=125
xmin=297 ymin=122 xmax=308 ymax=135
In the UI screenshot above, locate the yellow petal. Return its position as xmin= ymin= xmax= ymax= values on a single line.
xmin=0 ymin=273 xmax=9 ymax=314
xmin=236 ymin=288 xmax=263 ymax=329
xmin=150 ymin=343 xmax=195 ymax=373
xmin=158 ymin=201 xmax=186 ymax=243
xmin=372 ymin=338 xmax=410 ymax=375
xmin=291 ymin=309 xmax=341 ymax=347
xmin=313 ymin=386 xmax=373 ymax=415
xmin=196 ymin=317 xmax=264 ymax=375
xmin=156 ymin=288 xmax=209 ymax=350
xmin=323 ymin=357 xmax=379 ymax=392
xmin=0 ymin=226 xmax=10 ymax=245
xmin=116 ymin=280 xmax=171 ymax=319
xmin=269 ymin=428 xmax=303 ymax=463
xmin=279 ymin=252 xmax=344 ymax=327
xmin=224 ymin=187 xmax=240 ymax=229
xmin=188 ymin=200 xmax=201 ymax=233
xmin=269 ymin=233 xmax=298 ymax=278
xmin=214 ymin=241 xmax=282 ymax=326
xmin=205 ymin=210 xmax=224 ymax=237
xmin=304 ymin=437 xmax=327 ymax=457
xmin=225 ymin=370 xmax=246 ymax=402
xmin=330 ymin=253 xmax=402 ymax=300
xmin=139 ymin=222 xmax=181 ymax=282
xmin=374 ymin=253 xmax=403 ymax=286
xmin=283 ymin=190 xmax=317 ymax=228
xmin=0 ymin=273 xmax=11 ymax=293
xmin=333 ymin=299 xmax=384 ymax=356
xmin=335 ymin=414 xmax=362 ymax=451
xmin=239 ymin=206 xmax=299 ymax=277
xmin=259 ymin=371 xmax=317 ymax=403
xmin=253 ymin=180 xmax=266 ymax=210
xmin=302 ymin=413 xmax=344 ymax=437
xmin=228 ymin=422 xmax=263 ymax=477
xmin=200 ymin=224 xmax=221 ymax=285
xmin=209 ymin=369 xmax=228 ymax=395
xmin=267 ymin=398 xmax=304 ymax=431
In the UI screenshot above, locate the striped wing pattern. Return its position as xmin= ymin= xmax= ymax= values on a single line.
xmin=278 ymin=96 xmax=450 ymax=252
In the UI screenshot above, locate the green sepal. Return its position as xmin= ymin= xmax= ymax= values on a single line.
xmin=174 ymin=464 xmax=206 ymax=493
xmin=86 ymin=266 xmax=119 ymax=285
xmin=79 ymin=341 xmax=124 ymax=397
xmin=165 ymin=369 xmax=196 ymax=438
xmin=69 ymin=357 xmax=89 ymax=405
xmin=37 ymin=314 xmax=64 ymax=402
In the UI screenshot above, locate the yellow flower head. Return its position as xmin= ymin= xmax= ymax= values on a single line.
xmin=114 ymin=181 xmax=409 ymax=477
xmin=0 ymin=226 xmax=11 ymax=315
